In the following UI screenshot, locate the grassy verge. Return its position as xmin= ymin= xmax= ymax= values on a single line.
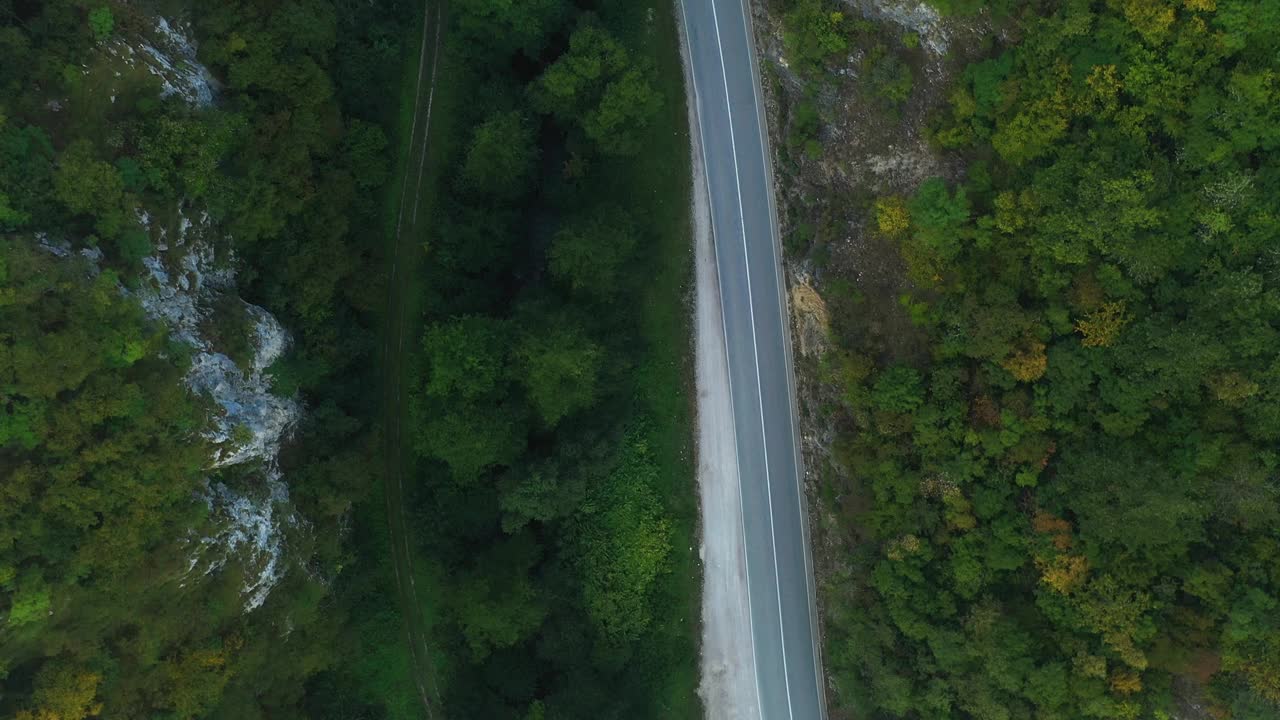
xmin=340 ymin=10 xmax=425 ymax=716
xmin=604 ymin=0 xmax=702 ymax=715
xmin=388 ymin=0 xmax=469 ymax=703
xmin=344 ymin=489 xmax=418 ymax=720
xmin=377 ymin=10 xmax=425 ymax=247
xmin=348 ymin=2 xmax=461 ymax=715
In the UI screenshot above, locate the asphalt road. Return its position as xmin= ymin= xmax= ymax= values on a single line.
xmin=382 ymin=1 xmax=444 ymax=716
xmin=678 ymin=1 xmax=826 ymax=717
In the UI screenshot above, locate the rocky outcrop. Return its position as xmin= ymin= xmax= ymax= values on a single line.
xmin=89 ymin=18 xmax=302 ymax=612
xmin=104 ymin=17 xmax=218 ymax=107
xmin=133 ymin=205 xmax=303 ymax=612
xmin=842 ymin=0 xmax=950 ymax=54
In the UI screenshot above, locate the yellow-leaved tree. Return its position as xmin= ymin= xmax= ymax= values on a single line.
xmin=1076 ymin=300 xmax=1130 ymax=347
xmin=17 ymin=662 xmax=102 ymax=720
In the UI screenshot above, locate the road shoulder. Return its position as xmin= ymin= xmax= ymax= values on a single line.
xmin=678 ymin=10 xmax=763 ymax=719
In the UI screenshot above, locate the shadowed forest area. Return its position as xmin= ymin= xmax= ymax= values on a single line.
xmin=396 ymin=0 xmax=701 ymax=712
xmin=398 ymin=0 xmax=700 ymax=717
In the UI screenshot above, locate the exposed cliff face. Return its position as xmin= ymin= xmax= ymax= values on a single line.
xmin=194 ymin=318 xmax=298 ymax=469
xmin=104 ymin=17 xmax=218 ymax=107
xmin=842 ymin=0 xmax=950 ymax=54
xmin=188 ymin=475 xmax=297 ymax=612
xmin=134 ymin=203 xmax=304 ymax=612
xmin=134 ymin=215 xmax=300 ymax=469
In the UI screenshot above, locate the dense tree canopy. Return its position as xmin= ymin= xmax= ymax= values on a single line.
xmin=549 ymin=203 xmax=637 ymax=298
xmin=452 ymin=0 xmax=569 ymax=59
xmin=402 ymin=0 xmax=697 ymax=716
xmin=1 ymin=0 xmax=406 ymax=717
xmin=803 ymin=0 xmax=1280 ymax=717
xmin=531 ymin=21 xmax=663 ymax=156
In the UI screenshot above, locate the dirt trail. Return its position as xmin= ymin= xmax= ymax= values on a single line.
xmin=383 ymin=1 xmax=444 ymax=716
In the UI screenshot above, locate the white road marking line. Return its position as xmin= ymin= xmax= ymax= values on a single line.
xmin=412 ymin=6 xmax=443 ymax=224
xmin=709 ymin=0 xmax=795 ymax=716
xmin=676 ymin=1 xmax=766 ymax=717
xmin=396 ymin=6 xmax=434 ymax=239
xmin=734 ymin=0 xmax=827 ymax=708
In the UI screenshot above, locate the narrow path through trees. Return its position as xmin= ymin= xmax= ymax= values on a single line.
xmin=383 ymin=2 xmax=445 ymax=715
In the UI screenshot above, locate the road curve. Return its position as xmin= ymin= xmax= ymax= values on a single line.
xmin=677 ymin=1 xmax=826 ymax=718
xmin=383 ymin=1 xmax=444 ymax=716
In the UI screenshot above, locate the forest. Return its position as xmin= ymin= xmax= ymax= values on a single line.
xmin=0 ymin=0 xmax=697 ymax=718
xmin=772 ymin=0 xmax=1280 ymax=718
xmin=396 ymin=0 xmax=699 ymax=716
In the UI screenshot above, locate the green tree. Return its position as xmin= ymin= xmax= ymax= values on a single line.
xmin=908 ymin=178 xmax=970 ymax=263
xmin=782 ymin=0 xmax=848 ymax=72
xmin=7 ymin=572 xmax=51 ymax=627
xmin=342 ymin=119 xmax=389 ymax=190
xmin=416 ymin=405 xmax=529 ymax=482
xmin=1052 ymin=448 xmax=1208 ymax=569
xmin=422 ymin=316 xmax=509 ymax=400
xmin=582 ymin=67 xmax=661 ymax=156
xmin=275 ymin=0 xmax=339 ymax=54
xmin=531 ymin=24 xmax=661 ymax=155
xmin=867 ymin=47 xmax=913 ymax=104
xmin=136 ymin=115 xmax=237 ymax=199
xmin=453 ymin=0 xmax=568 ymax=58
xmin=88 ymin=7 xmax=113 ymax=43
xmin=113 ymin=229 xmax=152 ymax=268
xmin=460 ymin=110 xmax=538 ymax=199
xmin=516 ymin=320 xmax=602 ymax=425
xmin=1223 ymin=589 xmax=1280 ymax=705
xmin=415 ymin=316 xmax=529 ymax=479
xmin=577 ymin=432 xmax=672 ymax=642
xmin=0 ymin=191 xmax=29 ymax=229
xmin=548 ymin=204 xmax=636 ymax=298
xmin=53 ymin=140 xmax=127 ymax=237
xmin=871 ymin=365 xmax=925 ymax=413
xmin=450 ymin=535 xmax=548 ymax=660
